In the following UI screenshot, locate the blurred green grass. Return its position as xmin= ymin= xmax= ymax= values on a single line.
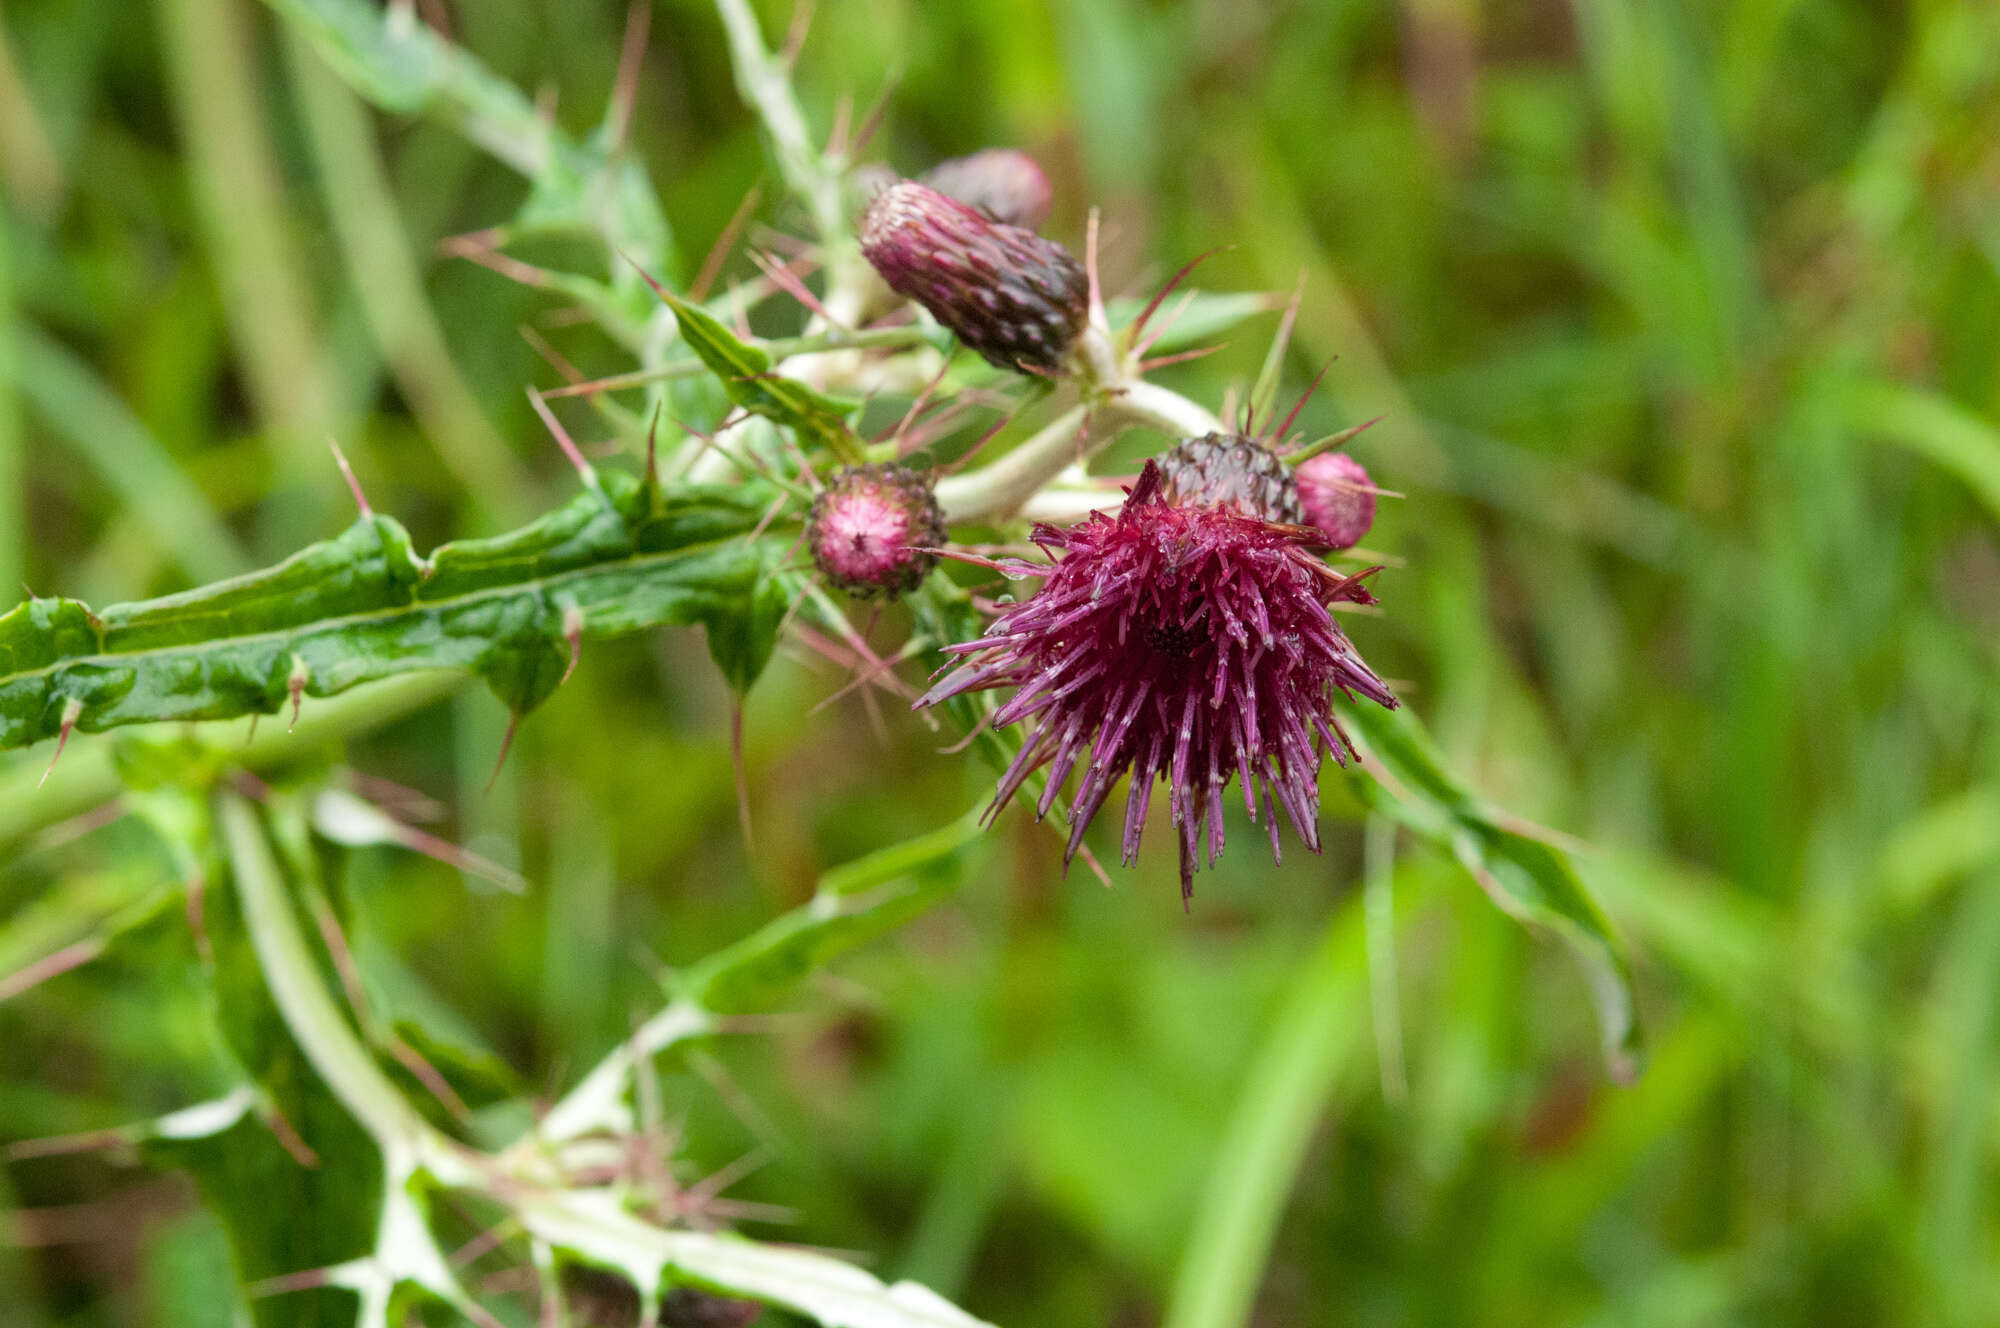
xmin=1 ymin=0 xmax=1997 ymax=1325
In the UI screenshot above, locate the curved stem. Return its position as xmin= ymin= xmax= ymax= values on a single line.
xmin=218 ymin=793 xmax=451 ymax=1162
xmin=934 ymin=406 xmax=1093 ymax=522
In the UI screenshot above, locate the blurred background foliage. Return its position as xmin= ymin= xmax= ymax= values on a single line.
xmin=1 ymin=0 xmax=1997 ymax=1325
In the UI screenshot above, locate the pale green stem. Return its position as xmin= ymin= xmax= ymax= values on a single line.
xmin=935 ymin=406 xmax=1093 ymax=523
xmin=218 ymin=792 xmax=449 ymax=1160
xmin=531 ymin=1002 xmax=715 ymax=1146
xmin=934 ymin=329 xmax=1224 ymax=523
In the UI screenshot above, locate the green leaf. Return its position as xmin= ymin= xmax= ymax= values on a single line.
xmin=640 ymin=275 xmax=864 ymax=461
xmin=0 ymin=471 xmax=792 ymax=751
xmin=1340 ymin=699 xmax=1644 ymax=1082
xmin=1838 ymin=377 xmax=2000 ymax=524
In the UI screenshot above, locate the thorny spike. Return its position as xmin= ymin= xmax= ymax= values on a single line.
xmin=1139 ymin=343 xmax=1228 ymax=373
xmin=732 ymin=705 xmax=754 ymax=853
xmin=1247 ymin=271 xmax=1307 ymax=434
xmin=750 ymin=248 xmax=836 ymax=325
xmin=780 ymin=0 xmax=816 ymax=70
xmin=1130 ymin=246 xmax=1233 ymax=349
xmin=527 ymin=388 xmax=601 ymax=491
xmin=560 ymin=604 xmax=585 ymax=688
xmin=605 ymin=0 xmax=650 ymax=153
xmin=849 ymin=71 xmax=898 ymax=159
xmin=328 ymin=437 xmax=373 ymax=519
xmin=486 ymin=714 xmax=520 ymax=795
xmin=288 ymin=655 xmax=309 ymax=732
xmin=690 ymin=184 xmax=763 ymax=303
xmin=1284 ymin=415 xmax=1384 ymax=466
xmin=1267 ymin=357 xmax=1338 ymax=448
xmin=1085 ymin=207 xmax=1108 ymax=335
xmin=37 ymin=704 xmax=81 ymax=788
xmin=517 ymin=323 xmax=587 ymax=387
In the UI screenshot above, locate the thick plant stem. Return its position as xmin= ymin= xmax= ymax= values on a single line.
xmin=935 ymin=406 xmax=1093 ymax=523
xmin=220 ymin=793 xmax=433 ymax=1151
xmin=933 ymin=331 xmax=1224 ymax=523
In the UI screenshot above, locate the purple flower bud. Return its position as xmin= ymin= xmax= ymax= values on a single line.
xmin=918 ymin=460 xmax=1396 ymax=903
xmin=808 ymin=463 xmax=946 ymax=599
xmin=1296 ymin=451 xmax=1377 ymax=549
xmin=860 ymin=180 xmax=1088 ymax=374
xmin=919 ymin=148 xmax=1053 ymax=231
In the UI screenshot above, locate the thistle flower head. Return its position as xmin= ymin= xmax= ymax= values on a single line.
xmin=808 ymin=463 xmax=945 ymax=599
xmin=919 ymin=460 xmax=1397 ymax=902
xmin=860 ymin=180 xmax=1088 ymax=374
xmin=920 ymin=148 xmax=1054 ymax=230
xmin=1295 ymin=451 xmax=1377 ymax=550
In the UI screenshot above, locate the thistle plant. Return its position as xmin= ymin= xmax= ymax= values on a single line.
xmin=0 ymin=1 xmax=1646 ymax=1324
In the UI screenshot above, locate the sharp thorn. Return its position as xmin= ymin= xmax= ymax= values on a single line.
xmin=486 ymin=714 xmax=521 ymax=795
xmin=527 ymin=388 xmax=600 ymax=491
xmin=560 ymin=605 xmax=585 ymax=688
xmin=1269 ymin=357 xmax=1338 ymax=446
xmin=731 ymin=705 xmax=754 ymax=855
xmin=38 ymin=699 xmax=82 ymax=788
xmin=288 ymin=655 xmax=309 ymax=733
xmin=328 ymin=437 xmax=373 ymax=520
xmin=1085 ymin=207 xmax=1107 ymax=335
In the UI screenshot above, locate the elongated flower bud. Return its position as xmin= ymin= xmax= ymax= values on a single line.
xmin=860 ymin=180 xmax=1088 ymax=374
xmin=808 ymin=463 xmax=946 ymax=599
xmin=920 ymin=148 xmax=1053 ymax=230
xmin=1295 ymin=451 xmax=1377 ymax=549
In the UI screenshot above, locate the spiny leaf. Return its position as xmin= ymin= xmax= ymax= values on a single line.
xmin=1339 ymin=699 xmax=1644 ymax=1082
xmin=640 ymin=274 xmax=864 ymax=461
xmin=0 ymin=472 xmax=792 ymax=753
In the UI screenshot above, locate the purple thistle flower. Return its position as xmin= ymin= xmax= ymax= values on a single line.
xmin=918 ymin=460 xmax=1397 ymax=903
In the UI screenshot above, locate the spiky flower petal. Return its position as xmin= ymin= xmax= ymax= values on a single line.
xmin=1296 ymin=451 xmax=1377 ymax=550
xmin=918 ymin=460 xmax=1397 ymax=902
xmin=808 ymin=463 xmax=945 ymax=599
xmin=860 ymin=180 xmax=1087 ymax=374
xmin=920 ymin=148 xmax=1053 ymax=230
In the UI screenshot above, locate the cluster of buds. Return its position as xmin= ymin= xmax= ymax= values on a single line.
xmin=838 ymin=148 xmax=1392 ymax=899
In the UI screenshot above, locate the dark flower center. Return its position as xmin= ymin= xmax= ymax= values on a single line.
xmin=1141 ymin=607 xmax=1209 ymax=659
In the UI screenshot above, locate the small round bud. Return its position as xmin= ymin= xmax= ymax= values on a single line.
xmin=1157 ymin=434 xmax=1304 ymax=524
xmin=860 ymin=180 xmax=1088 ymax=374
xmin=1295 ymin=451 xmax=1376 ymax=549
xmin=920 ymin=148 xmax=1053 ymax=230
xmin=808 ymin=463 xmax=946 ymax=599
